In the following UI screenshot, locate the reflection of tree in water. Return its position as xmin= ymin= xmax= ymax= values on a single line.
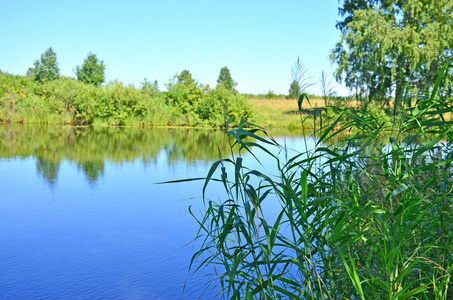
xmin=36 ymin=157 xmax=60 ymax=187
xmin=0 ymin=124 xmax=236 ymax=185
xmin=77 ymin=161 xmax=104 ymax=184
xmin=165 ymin=129 xmax=232 ymax=164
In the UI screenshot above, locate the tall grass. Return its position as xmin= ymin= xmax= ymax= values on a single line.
xmin=186 ymin=61 xmax=453 ymax=299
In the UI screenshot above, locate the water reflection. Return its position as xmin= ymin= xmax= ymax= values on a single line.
xmin=0 ymin=124 xmax=318 ymax=299
xmin=0 ymin=124 xmax=234 ymax=185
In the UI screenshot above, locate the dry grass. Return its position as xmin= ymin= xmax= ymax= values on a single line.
xmin=251 ymin=97 xmax=361 ymax=111
xmin=249 ymin=97 xmax=387 ymax=130
xmin=252 ymin=97 xmax=322 ymax=112
xmin=250 ymin=97 xmax=337 ymax=130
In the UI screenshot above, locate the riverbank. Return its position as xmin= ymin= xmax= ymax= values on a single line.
xmin=0 ymin=72 xmax=255 ymax=128
xmin=1 ymin=71 xmax=377 ymax=131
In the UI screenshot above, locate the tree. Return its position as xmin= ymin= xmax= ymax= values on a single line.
xmin=288 ymin=57 xmax=313 ymax=99
xmin=331 ymin=0 xmax=453 ymax=112
xmin=217 ymin=67 xmax=237 ymax=91
xmin=75 ymin=52 xmax=106 ymax=86
xmin=166 ymin=70 xmax=205 ymax=114
xmin=141 ymin=78 xmax=159 ymax=94
xmin=33 ymin=47 xmax=60 ymax=82
xmin=176 ymin=69 xmax=196 ymax=85
xmin=288 ymin=81 xmax=300 ymax=99
xmin=26 ymin=67 xmax=35 ymax=77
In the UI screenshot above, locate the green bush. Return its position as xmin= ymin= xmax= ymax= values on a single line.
xmin=195 ymin=85 xmax=256 ymax=128
xmin=0 ymin=70 xmax=255 ymax=128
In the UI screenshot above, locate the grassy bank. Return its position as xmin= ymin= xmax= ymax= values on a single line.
xmin=1 ymin=70 xmax=393 ymax=131
xmin=0 ymin=72 xmax=255 ymax=128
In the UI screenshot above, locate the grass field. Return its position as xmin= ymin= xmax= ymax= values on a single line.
xmin=251 ymin=98 xmax=313 ymax=130
xmin=250 ymin=97 xmax=356 ymax=130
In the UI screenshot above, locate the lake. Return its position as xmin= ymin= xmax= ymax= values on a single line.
xmin=0 ymin=124 xmax=311 ymax=299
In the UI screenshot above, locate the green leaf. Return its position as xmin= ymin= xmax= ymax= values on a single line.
xmin=389 ymin=183 xmax=408 ymax=198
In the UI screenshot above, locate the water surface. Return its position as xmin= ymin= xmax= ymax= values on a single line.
xmin=0 ymin=124 xmax=310 ymax=299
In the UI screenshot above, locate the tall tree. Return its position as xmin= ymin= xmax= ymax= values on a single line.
xmin=288 ymin=57 xmax=313 ymax=99
xmin=331 ymin=0 xmax=453 ymax=111
xmin=75 ymin=52 xmax=106 ymax=86
xmin=217 ymin=67 xmax=237 ymax=91
xmin=33 ymin=47 xmax=60 ymax=82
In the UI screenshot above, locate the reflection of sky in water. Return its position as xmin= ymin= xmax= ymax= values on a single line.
xmin=0 ymin=155 xmax=218 ymax=299
xmin=0 ymin=125 xmax=319 ymax=299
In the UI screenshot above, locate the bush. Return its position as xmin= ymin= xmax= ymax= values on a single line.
xmin=0 ymin=70 xmax=255 ymax=129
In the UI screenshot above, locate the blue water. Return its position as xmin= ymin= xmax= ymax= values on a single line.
xmin=0 ymin=157 xmax=217 ymax=299
xmin=0 ymin=125 xmax=312 ymax=299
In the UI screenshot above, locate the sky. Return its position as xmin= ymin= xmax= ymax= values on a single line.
xmin=0 ymin=0 xmax=349 ymax=96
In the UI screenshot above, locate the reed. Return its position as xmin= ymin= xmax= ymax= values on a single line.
xmin=185 ymin=61 xmax=453 ymax=299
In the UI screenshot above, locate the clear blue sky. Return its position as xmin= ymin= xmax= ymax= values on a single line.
xmin=0 ymin=0 xmax=348 ymax=96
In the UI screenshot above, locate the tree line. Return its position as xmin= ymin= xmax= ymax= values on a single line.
xmin=1 ymin=49 xmax=254 ymax=127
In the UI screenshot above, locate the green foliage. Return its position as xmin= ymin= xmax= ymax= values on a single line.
xmin=26 ymin=67 xmax=35 ymax=77
xmin=331 ymin=0 xmax=453 ymax=108
xmin=217 ymin=66 xmax=237 ymax=91
xmin=288 ymin=80 xmax=300 ymax=99
xmin=0 ymin=69 xmax=254 ymax=129
xmin=165 ymin=70 xmax=255 ymax=127
xmin=197 ymin=84 xmax=256 ymax=128
xmin=141 ymin=78 xmax=159 ymax=95
xmin=75 ymin=52 xmax=106 ymax=86
xmin=243 ymin=93 xmax=289 ymax=100
xmin=265 ymin=90 xmax=277 ymax=99
xmin=33 ymin=47 xmax=60 ymax=83
xmin=176 ymin=69 xmax=196 ymax=85
xmin=165 ymin=70 xmax=206 ymax=119
xmin=185 ymin=62 xmax=453 ymax=298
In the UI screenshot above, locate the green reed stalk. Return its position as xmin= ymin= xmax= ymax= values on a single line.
xmin=184 ymin=60 xmax=453 ymax=299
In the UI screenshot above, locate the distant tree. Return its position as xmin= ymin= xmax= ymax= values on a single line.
xmin=331 ymin=0 xmax=453 ymax=112
xmin=141 ymin=78 xmax=159 ymax=94
xmin=266 ymin=90 xmax=277 ymax=99
xmin=288 ymin=57 xmax=313 ymax=99
xmin=33 ymin=47 xmax=60 ymax=82
xmin=217 ymin=67 xmax=237 ymax=91
xmin=75 ymin=52 xmax=106 ymax=86
xmin=176 ymin=69 xmax=196 ymax=85
xmin=288 ymin=80 xmax=300 ymax=99
xmin=26 ymin=67 xmax=35 ymax=77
